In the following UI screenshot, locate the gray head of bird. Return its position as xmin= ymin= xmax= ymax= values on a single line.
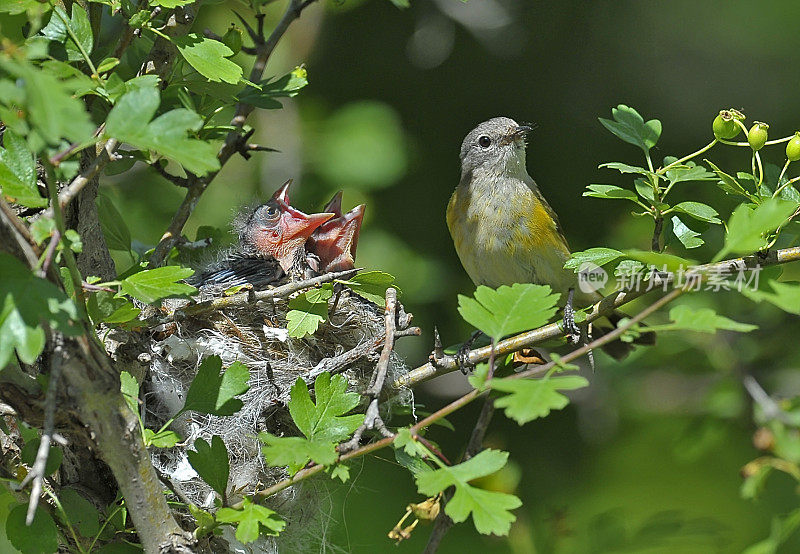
xmin=459 ymin=116 xmax=533 ymax=179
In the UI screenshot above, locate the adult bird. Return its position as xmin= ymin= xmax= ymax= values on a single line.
xmin=447 ymin=116 xmax=649 ymax=359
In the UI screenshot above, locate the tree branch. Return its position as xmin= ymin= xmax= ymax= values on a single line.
xmin=393 ymin=246 xmax=800 ymax=390
xmin=149 ymin=0 xmax=318 ymax=267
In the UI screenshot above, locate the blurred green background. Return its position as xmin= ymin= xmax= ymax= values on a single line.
xmin=104 ymin=1 xmax=800 ymax=551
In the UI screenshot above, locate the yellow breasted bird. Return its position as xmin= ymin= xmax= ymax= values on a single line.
xmin=447 ymin=116 xmax=646 ymax=359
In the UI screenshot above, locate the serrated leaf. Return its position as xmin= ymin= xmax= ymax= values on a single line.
xmin=672 ymin=201 xmax=721 ymax=224
xmin=670 ymin=216 xmax=703 ymax=249
xmin=665 ymin=162 xmax=715 ymax=185
xmin=261 ymin=374 xmax=362 ymax=473
xmin=285 ymin=286 xmax=332 ymax=337
xmin=0 ymin=128 xmax=45 ymax=207
xmin=290 ymin=373 xmax=362 ymax=443
xmin=715 ymin=198 xmax=799 ymax=261
xmin=0 ymin=57 xmax=95 ymax=147
xmin=0 ymin=253 xmax=79 ymax=368
xmin=599 ymin=162 xmax=653 ymax=176
xmin=105 ymin=86 xmax=220 ymax=175
xmin=742 ymin=281 xmax=800 ymax=315
xmin=661 ymin=305 xmax=756 ymax=333
xmin=173 ymin=33 xmax=242 ymax=84
xmin=564 ymin=247 xmax=623 ymax=271
xmin=329 ymin=463 xmax=350 ymax=483
xmin=119 ymin=266 xmax=196 ymax=303
xmin=181 ymin=357 xmax=250 ymax=416
xmin=187 ymin=436 xmax=229 ymax=497
xmin=96 ymin=195 xmax=132 ymax=252
xmin=490 ymin=375 xmax=588 ymax=424
xmin=6 ymin=504 xmax=58 ymax=553
xmin=238 ymin=66 xmax=309 ymax=109
xmin=583 ymin=184 xmax=638 ymax=202
xmin=40 ymin=5 xmax=94 ymax=62
xmin=342 ymin=271 xmax=396 ymax=305
xmin=457 ymin=283 xmax=559 ymax=340
xmin=216 ymin=498 xmax=285 ymax=544
xmin=598 ymin=105 xmax=661 ymax=152
xmin=415 ymin=450 xmax=521 ymax=536
xmin=88 ymin=290 xmax=140 ymax=325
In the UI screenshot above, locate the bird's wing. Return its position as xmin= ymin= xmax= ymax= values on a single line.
xmin=191 ymin=253 xmax=285 ymax=289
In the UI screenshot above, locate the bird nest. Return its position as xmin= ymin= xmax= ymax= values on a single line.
xmin=136 ymin=274 xmax=413 ymax=551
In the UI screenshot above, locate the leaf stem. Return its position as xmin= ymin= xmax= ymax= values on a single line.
xmin=52 ymin=2 xmax=99 ymax=77
xmin=659 ymin=139 xmax=717 ymax=174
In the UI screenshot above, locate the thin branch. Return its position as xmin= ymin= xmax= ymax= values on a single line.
xmin=0 ymin=196 xmax=39 ymax=256
xmin=743 ymin=375 xmax=794 ymax=425
xmin=157 ymin=267 xmax=358 ymax=324
xmin=149 ymin=0 xmax=318 ymax=267
xmin=152 ymin=163 xmax=190 ymax=188
xmin=19 ymin=339 xmax=63 ymax=525
xmin=393 ymin=246 xmax=800 ymax=390
xmin=44 ymin=139 xmax=119 ymax=217
xmin=340 ymin=287 xmax=398 ymax=452
xmin=651 ymin=215 xmax=663 ymax=252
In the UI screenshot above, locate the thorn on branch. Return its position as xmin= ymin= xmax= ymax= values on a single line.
xmin=233 ymin=11 xmax=263 ymax=46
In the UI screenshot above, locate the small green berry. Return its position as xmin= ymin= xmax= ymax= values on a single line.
xmin=748 ymin=122 xmax=769 ymax=151
xmin=787 ymin=133 xmax=800 ymax=162
xmin=713 ymin=110 xmax=742 ymax=139
xmin=222 ymin=25 xmax=243 ymax=55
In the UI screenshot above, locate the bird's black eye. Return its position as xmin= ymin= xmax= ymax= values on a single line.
xmin=478 ymin=135 xmax=492 ymax=148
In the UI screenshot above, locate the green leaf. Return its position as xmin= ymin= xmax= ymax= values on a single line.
xmin=0 ymin=57 xmax=95 ymax=147
xmin=119 ymin=266 xmax=196 ymax=304
xmin=120 ymin=371 xmax=139 ymax=414
xmin=583 ymin=184 xmax=638 ymax=202
xmin=715 ymin=198 xmax=799 ymax=261
xmin=742 ymin=281 xmax=800 ymax=315
xmin=216 ymin=498 xmax=285 ymax=544
xmin=598 ymin=104 xmax=661 ymax=152
xmin=388 ymin=0 xmax=411 ymax=8
xmin=105 ymin=86 xmax=220 ymax=176
xmin=6 ymin=504 xmax=58 ymax=553
xmin=88 ymin=291 xmax=140 ymax=325
xmin=341 ymin=271 xmax=396 ymax=305
xmin=457 ymin=283 xmax=559 ymax=340
xmin=564 ymin=247 xmax=623 ymax=271
xmin=96 ymin=195 xmax=132 ymax=252
xmin=742 ymin=507 xmax=800 ymax=554
xmin=329 ymin=463 xmax=350 ymax=483
xmin=238 ymin=66 xmax=309 ymax=109
xmin=21 ymin=439 xmax=62 ymax=475
xmin=285 ymin=286 xmax=332 ymax=338
xmin=181 ymin=357 xmax=249 ymax=416
xmin=664 ymin=162 xmax=715 ymax=185
xmin=598 ymin=162 xmax=653 ymax=176
xmin=623 ymin=249 xmax=693 ymax=273
xmin=0 ymin=253 xmax=79 ymax=368
xmin=0 ymin=128 xmax=45 ymax=207
xmin=187 ymin=436 xmax=229 ymax=497
xmin=671 ymin=201 xmax=721 ymax=224
xmin=661 ymin=305 xmax=757 ymax=333
xmin=490 ymin=375 xmax=589 ymax=425
xmin=143 ymin=428 xmax=181 ymax=448
xmin=415 ymin=450 xmax=521 ymax=536
xmin=705 ymin=159 xmax=751 ymax=200
xmin=58 ymin=488 xmax=101 ymax=537
xmin=670 ymin=216 xmax=703 ymax=249
xmin=261 ymin=374 xmax=362 ymax=473
xmin=393 ymin=427 xmax=430 ymax=459
xmin=634 ymin=178 xmax=656 ymax=203
xmin=172 ymin=33 xmax=242 ymax=84
xmin=96 ymin=57 xmax=119 ymax=73
xmin=40 ymin=5 xmax=94 ymax=62
xmin=290 ymin=373 xmax=362 ymax=443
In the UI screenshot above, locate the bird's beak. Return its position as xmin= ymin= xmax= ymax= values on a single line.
xmin=512 ymin=124 xmax=532 ymax=140
xmin=281 ymin=205 xmax=334 ymax=240
xmin=271 ymin=179 xmax=292 ymax=205
xmin=322 ymin=191 xmax=344 ymax=218
xmin=341 ymin=204 xmax=365 ymax=258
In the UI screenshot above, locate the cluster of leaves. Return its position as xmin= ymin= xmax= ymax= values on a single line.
xmin=285 ymin=270 xmax=395 ymax=337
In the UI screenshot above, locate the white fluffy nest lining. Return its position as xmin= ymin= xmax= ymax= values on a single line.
xmin=139 ymin=282 xmax=413 ymax=549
